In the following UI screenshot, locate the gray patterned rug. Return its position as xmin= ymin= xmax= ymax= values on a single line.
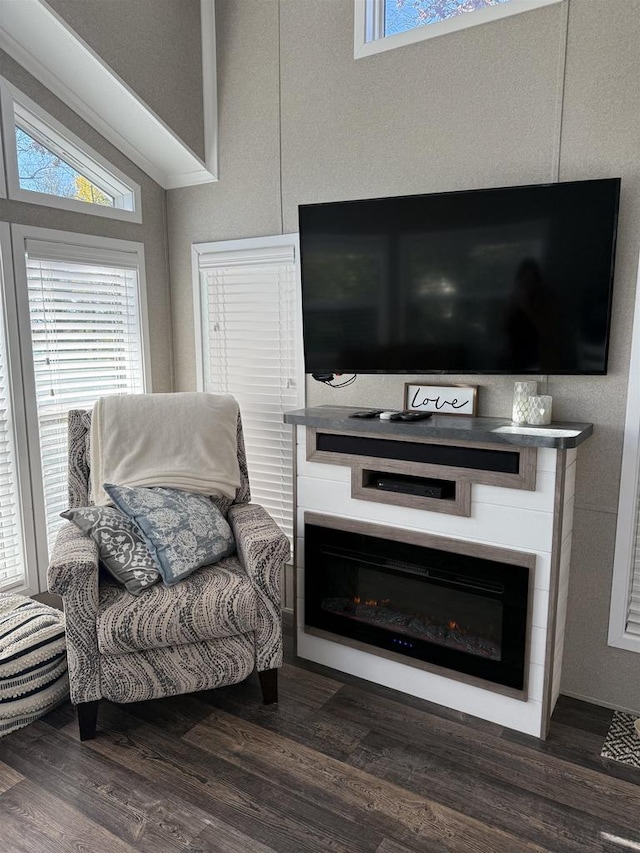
xmin=600 ymin=712 xmax=640 ymax=768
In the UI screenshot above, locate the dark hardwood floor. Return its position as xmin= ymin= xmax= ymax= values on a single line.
xmin=0 ymin=623 xmax=638 ymax=853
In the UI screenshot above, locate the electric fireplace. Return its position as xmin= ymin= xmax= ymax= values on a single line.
xmin=304 ymin=522 xmax=530 ymax=691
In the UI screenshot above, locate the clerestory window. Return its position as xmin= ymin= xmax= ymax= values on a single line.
xmin=354 ymin=0 xmax=563 ymax=58
xmin=0 ymin=77 xmax=141 ymax=221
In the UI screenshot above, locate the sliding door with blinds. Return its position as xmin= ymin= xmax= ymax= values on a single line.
xmin=10 ymin=227 xmax=149 ymax=586
xmin=196 ymin=237 xmax=302 ymax=544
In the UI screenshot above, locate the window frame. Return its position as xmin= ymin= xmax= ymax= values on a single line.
xmin=608 ymin=252 xmax=640 ymax=654
xmin=0 ymin=77 xmax=142 ymax=222
xmin=10 ymin=224 xmax=151 ymax=589
xmin=0 ymin=222 xmax=40 ymax=594
xmin=0 ymin=113 xmax=7 ymax=200
xmin=354 ymin=0 xmax=564 ymax=59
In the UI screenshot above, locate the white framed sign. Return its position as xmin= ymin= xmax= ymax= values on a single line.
xmin=404 ymin=383 xmax=478 ymax=417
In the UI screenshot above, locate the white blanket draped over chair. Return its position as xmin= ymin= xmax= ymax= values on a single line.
xmin=90 ymin=392 xmax=241 ymax=505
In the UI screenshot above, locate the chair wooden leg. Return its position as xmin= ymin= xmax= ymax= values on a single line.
xmin=258 ymin=668 xmax=278 ymax=705
xmin=77 ymin=700 xmax=100 ymax=741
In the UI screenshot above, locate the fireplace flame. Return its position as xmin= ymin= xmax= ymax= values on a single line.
xmin=352 ymin=596 xmax=392 ymax=608
xmin=351 ymin=597 xmax=464 ymax=632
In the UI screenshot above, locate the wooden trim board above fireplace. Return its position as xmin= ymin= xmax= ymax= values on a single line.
xmin=306 ymin=423 xmax=538 ymax=518
xmin=350 ymin=461 xmax=472 ymax=516
xmin=307 ymin=426 xmax=538 ymax=494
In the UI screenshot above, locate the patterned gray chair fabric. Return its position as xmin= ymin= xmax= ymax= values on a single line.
xmin=48 ymin=408 xmax=289 ymax=739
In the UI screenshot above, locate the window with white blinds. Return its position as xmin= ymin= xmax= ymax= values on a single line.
xmin=23 ymin=238 xmax=147 ymax=555
xmin=626 ymin=488 xmax=640 ymax=637
xmin=196 ymin=238 xmax=301 ymax=544
xmin=0 ymin=244 xmax=26 ymax=590
xmin=609 ymin=256 xmax=640 ymax=653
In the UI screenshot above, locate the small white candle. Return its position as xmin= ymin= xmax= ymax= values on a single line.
xmin=526 ymin=395 xmax=553 ymax=425
xmin=512 ymin=381 xmax=537 ymax=424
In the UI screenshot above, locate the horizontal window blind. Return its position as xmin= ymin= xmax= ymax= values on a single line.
xmin=627 ymin=485 xmax=640 ymax=636
xmin=0 ymin=292 xmax=25 ymax=590
xmin=199 ymin=244 xmax=298 ymax=544
xmin=26 ymin=241 xmax=145 ymax=553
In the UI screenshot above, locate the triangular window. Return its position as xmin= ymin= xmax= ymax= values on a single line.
xmin=356 ymin=0 xmax=563 ymax=58
xmin=0 ymin=78 xmax=141 ymax=221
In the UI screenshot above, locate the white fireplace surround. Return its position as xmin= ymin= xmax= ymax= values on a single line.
xmin=287 ymin=409 xmax=588 ymax=739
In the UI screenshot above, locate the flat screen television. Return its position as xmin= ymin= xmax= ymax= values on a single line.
xmin=298 ymin=179 xmax=620 ymax=375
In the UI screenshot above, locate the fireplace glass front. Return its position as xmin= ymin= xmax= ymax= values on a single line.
xmin=304 ymin=523 xmax=530 ymax=690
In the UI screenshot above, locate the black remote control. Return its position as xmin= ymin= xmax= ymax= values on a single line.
xmin=388 ymin=411 xmax=433 ymax=421
xmin=348 ymin=409 xmax=385 ymax=419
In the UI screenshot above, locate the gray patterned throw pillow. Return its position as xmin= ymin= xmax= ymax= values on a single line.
xmin=61 ymin=506 xmax=160 ymax=595
xmin=103 ymin=484 xmax=236 ymax=586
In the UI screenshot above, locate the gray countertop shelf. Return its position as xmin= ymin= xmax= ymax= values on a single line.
xmin=283 ymin=406 xmax=593 ymax=449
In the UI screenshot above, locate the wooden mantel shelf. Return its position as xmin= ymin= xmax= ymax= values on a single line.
xmin=283 ymin=406 xmax=593 ymax=450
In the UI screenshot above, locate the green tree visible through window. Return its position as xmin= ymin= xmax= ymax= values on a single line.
xmin=15 ymin=126 xmax=114 ymax=207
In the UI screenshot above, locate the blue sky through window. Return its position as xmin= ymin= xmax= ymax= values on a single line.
xmin=385 ymin=0 xmax=513 ymax=37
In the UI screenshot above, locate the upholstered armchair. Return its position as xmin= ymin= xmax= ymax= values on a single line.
xmin=48 ymin=409 xmax=289 ymax=740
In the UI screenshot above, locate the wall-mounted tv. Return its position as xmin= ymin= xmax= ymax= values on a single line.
xmin=299 ymin=179 xmax=620 ymax=375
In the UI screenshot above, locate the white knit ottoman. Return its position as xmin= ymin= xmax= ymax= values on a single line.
xmin=0 ymin=593 xmax=69 ymax=737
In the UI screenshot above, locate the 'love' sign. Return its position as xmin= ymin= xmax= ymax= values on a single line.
xmin=404 ymin=384 xmax=478 ymax=417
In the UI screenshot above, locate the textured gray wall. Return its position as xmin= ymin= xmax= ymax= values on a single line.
xmin=0 ymin=50 xmax=173 ymax=393
xmin=169 ymin=0 xmax=282 ymax=390
xmin=167 ymin=0 xmax=640 ymax=711
xmin=547 ymin=0 xmax=640 ymax=713
xmin=45 ymin=0 xmax=205 ymax=161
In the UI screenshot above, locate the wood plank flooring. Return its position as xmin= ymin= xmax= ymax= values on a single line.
xmin=0 ymin=625 xmax=638 ymax=853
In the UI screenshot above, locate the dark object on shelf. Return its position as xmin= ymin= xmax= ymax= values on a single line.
xmin=388 ymin=411 xmax=434 ymax=421
xmin=374 ymin=473 xmax=454 ymax=500
xmin=348 ymin=410 xmax=386 ymax=418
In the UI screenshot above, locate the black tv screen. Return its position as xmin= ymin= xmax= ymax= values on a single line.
xmin=299 ymin=179 xmax=620 ymax=375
